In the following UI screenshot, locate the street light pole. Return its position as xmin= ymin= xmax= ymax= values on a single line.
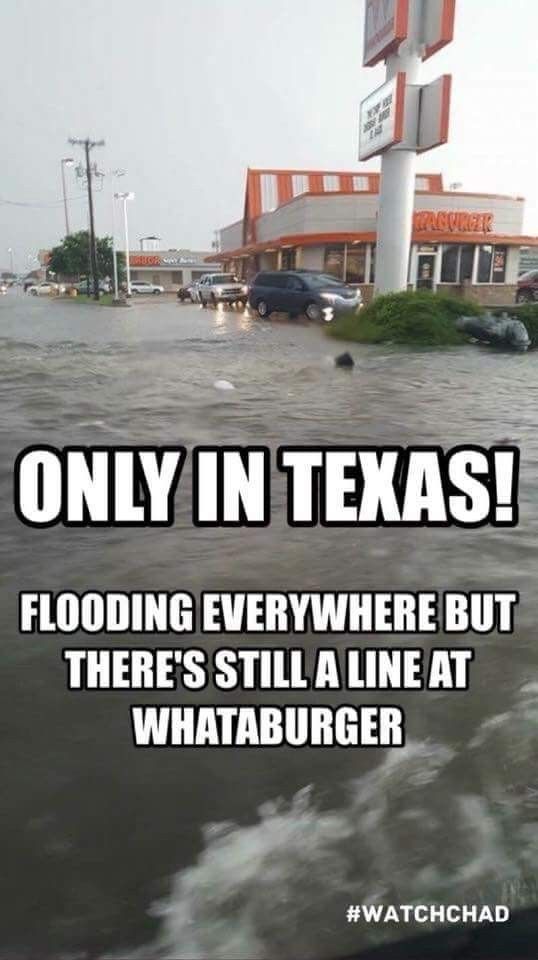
xmin=8 ymin=248 xmax=14 ymax=275
xmin=60 ymin=158 xmax=74 ymax=236
xmin=115 ymin=192 xmax=134 ymax=297
xmin=110 ymin=170 xmax=125 ymax=301
xmin=69 ymin=137 xmax=105 ymax=302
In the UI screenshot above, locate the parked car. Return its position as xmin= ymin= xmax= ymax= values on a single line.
xmin=130 ymin=281 xmax=164 ymax=296
xmin=75 ymin=278 xmax=111 ymax=295
xmin=26 ymin=281 xmax=65 ymax=296
xmin=516 ymin=270 xmax=538 ymax=303
xmin=177 ymin=282 xmax=199 ymax=303
xmin=198 ymin=273 xmax=248 ymax=307
xmin=247 ymin=270 xmax=363 ymax=321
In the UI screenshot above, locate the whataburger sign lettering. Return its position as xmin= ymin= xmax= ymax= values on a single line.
xmin=414 ymin=211 xmax=494 ymax=233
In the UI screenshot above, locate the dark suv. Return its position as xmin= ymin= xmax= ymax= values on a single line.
xmin=517 ymin=270 xmax=538 ymax=303
xmin=247 ymin=270 xmax=363 ymax=321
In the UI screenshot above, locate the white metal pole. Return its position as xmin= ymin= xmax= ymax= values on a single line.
xmin=123 ymin=197 xmax=131 ymax=296
xmin=61 ymin=161 xmax=70 ymax=236
xmin=111 ymin=194 xmax=119 ymax=300
xmin=375 ymin=0 xmax=423 ymax=295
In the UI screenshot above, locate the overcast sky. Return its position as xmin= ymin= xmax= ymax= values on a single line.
xmin=1 ymin=0 xmax=537 ymax=271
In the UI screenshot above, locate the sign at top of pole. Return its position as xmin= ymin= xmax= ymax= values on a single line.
xmin=363 ymin=0 xmax=456 ymax=67
xmin=363 ymin=0 xmax=410 ymax=67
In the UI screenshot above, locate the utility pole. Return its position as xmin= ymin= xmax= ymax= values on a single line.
xmin=69 ymin=137 xmax=105 ymax=301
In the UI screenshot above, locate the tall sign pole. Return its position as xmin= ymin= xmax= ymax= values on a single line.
xmin=359 ymin=0 xmax=456 ymax=295
xmin=376 ymin=0 xmax=422 ymax=294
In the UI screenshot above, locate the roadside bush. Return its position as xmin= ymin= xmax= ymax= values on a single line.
xmin=328 ymin=290 xmax=483 ymax=347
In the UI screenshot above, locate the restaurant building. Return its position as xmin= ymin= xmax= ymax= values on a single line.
xmin=130 ymin=249 xmax=220 ymax=291
xmin=215 ymin=169 xmax=538 ymax=304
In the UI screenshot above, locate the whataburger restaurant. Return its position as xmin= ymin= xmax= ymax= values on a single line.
xmin=215 ymin=168 xmax=538 ymax=305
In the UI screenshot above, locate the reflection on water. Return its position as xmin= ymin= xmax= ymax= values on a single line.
xmin=1 ymin=294 xmax=538 ymax=959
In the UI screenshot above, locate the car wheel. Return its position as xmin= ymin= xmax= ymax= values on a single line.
xmin=257 ymin=300 xmax=270 ymax=319
xmin=516 ymin=290 xmax=533 ymax=304
xmin=211 ymin=293 xmax=217 ymax=306
xmin=305 ymin=302 xmax=322 ymax=322
xmin=201 ymin=297 xmax=207 ymax=308
xmin=153 ymin=289 xmax=160 ymax=295
xmin=31 ymin=290 xmax=38 ymax=296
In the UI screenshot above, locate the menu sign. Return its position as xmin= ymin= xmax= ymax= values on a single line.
xmin=359 ymin=73 xmax=406 ymax=161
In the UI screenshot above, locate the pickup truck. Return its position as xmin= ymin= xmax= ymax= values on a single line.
xmin=198 ymin=273 xmax=248 ymax=307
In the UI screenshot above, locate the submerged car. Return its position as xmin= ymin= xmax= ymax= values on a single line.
xmin=248 ymin=269 xmax=363 ymax=321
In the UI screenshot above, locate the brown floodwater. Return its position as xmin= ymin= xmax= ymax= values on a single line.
xmin=1 ymin=290 xmax=537 ymax=959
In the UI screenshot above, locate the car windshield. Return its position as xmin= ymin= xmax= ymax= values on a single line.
xmin=305 ymin=273 xmax=346 ymax=288
xmin=212 ymin=275 xmax=238 ymax=284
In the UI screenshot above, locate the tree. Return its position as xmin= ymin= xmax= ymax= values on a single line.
xmin=48 ymin=231 xmax=125 ymax=283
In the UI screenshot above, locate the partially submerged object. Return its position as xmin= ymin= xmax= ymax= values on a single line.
xmin=456 ymin=311 xmax=530 ymax=351
xmin=213 ymin=379 xmax=235 ymax=391
xmin=335 ymin=352 xmax=355 ymax=368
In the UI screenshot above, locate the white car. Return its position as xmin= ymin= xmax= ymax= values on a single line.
xmin=27 ymin=281 xmax=65 ymax=296
xmin=130 ymin=281 xmax=164 ymax=296
xmin=0 ymin=283 xmax=7 ymax=295
xmin=198 ymin=273 xmax=248 ymax=307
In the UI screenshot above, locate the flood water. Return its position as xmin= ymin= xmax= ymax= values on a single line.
xmin=2 ymin=290 xmax=538 ymax=960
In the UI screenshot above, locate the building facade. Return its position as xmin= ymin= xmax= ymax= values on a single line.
xmin=130 ymin=249 xmax=220 ymax=291
xmin=215 ymin=169 xmax=538 ymax=304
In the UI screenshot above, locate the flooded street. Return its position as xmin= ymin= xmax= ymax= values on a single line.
xmin=2 ymin=290 xmax=538 ymax=960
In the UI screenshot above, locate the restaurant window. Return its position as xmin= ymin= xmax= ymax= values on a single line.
xmin=171 ymin=271 xmax=184 ymax=284
xmin=478 ymin=245 xmax=493 ymax=284
xmin=346 ymin=244 xmax=366 ymax=284
xmin=191 ymin=270 xmax=207 ymax=281
xmin=323 ymin=175 xmax=340 ymax=192
xmin=281 ymin=248 xmax=296 ymax=271
xmin=260 ymin=174 xmax=278 ymax=212
xmin=460 ymin=245 xmax=475 ymax=283
xmin=324 ymin=245 xmax=345 ymax=280
xmin=492 ymin=246 xmax=507 ymax=283
xmin=152 ymin=274 xmax=161 ymax=285
xmin=353 ymin=176 xmax=369 ymax=191
xmin=292 ymin=174 xmax=309 ymax=196
xmin=369 ymin=244 xmax=376 ymax=283
xmin=441 ymin=245 xmax=459 ymax=283
xmin=131 ymin=271 xmax=139 ymax=281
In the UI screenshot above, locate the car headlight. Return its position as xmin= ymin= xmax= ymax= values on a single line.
xmin=215 ymin=286 xmax=223 ymax=295
xmin=241 ymin=285 xmax=248 ymax=294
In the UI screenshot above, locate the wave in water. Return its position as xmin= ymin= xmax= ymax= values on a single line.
xmin=108 ymin=686 xmax=538 ymax=960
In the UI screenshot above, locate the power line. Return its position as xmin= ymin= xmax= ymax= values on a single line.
xmin=0 ymin=193 xmax=88 ymax=209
